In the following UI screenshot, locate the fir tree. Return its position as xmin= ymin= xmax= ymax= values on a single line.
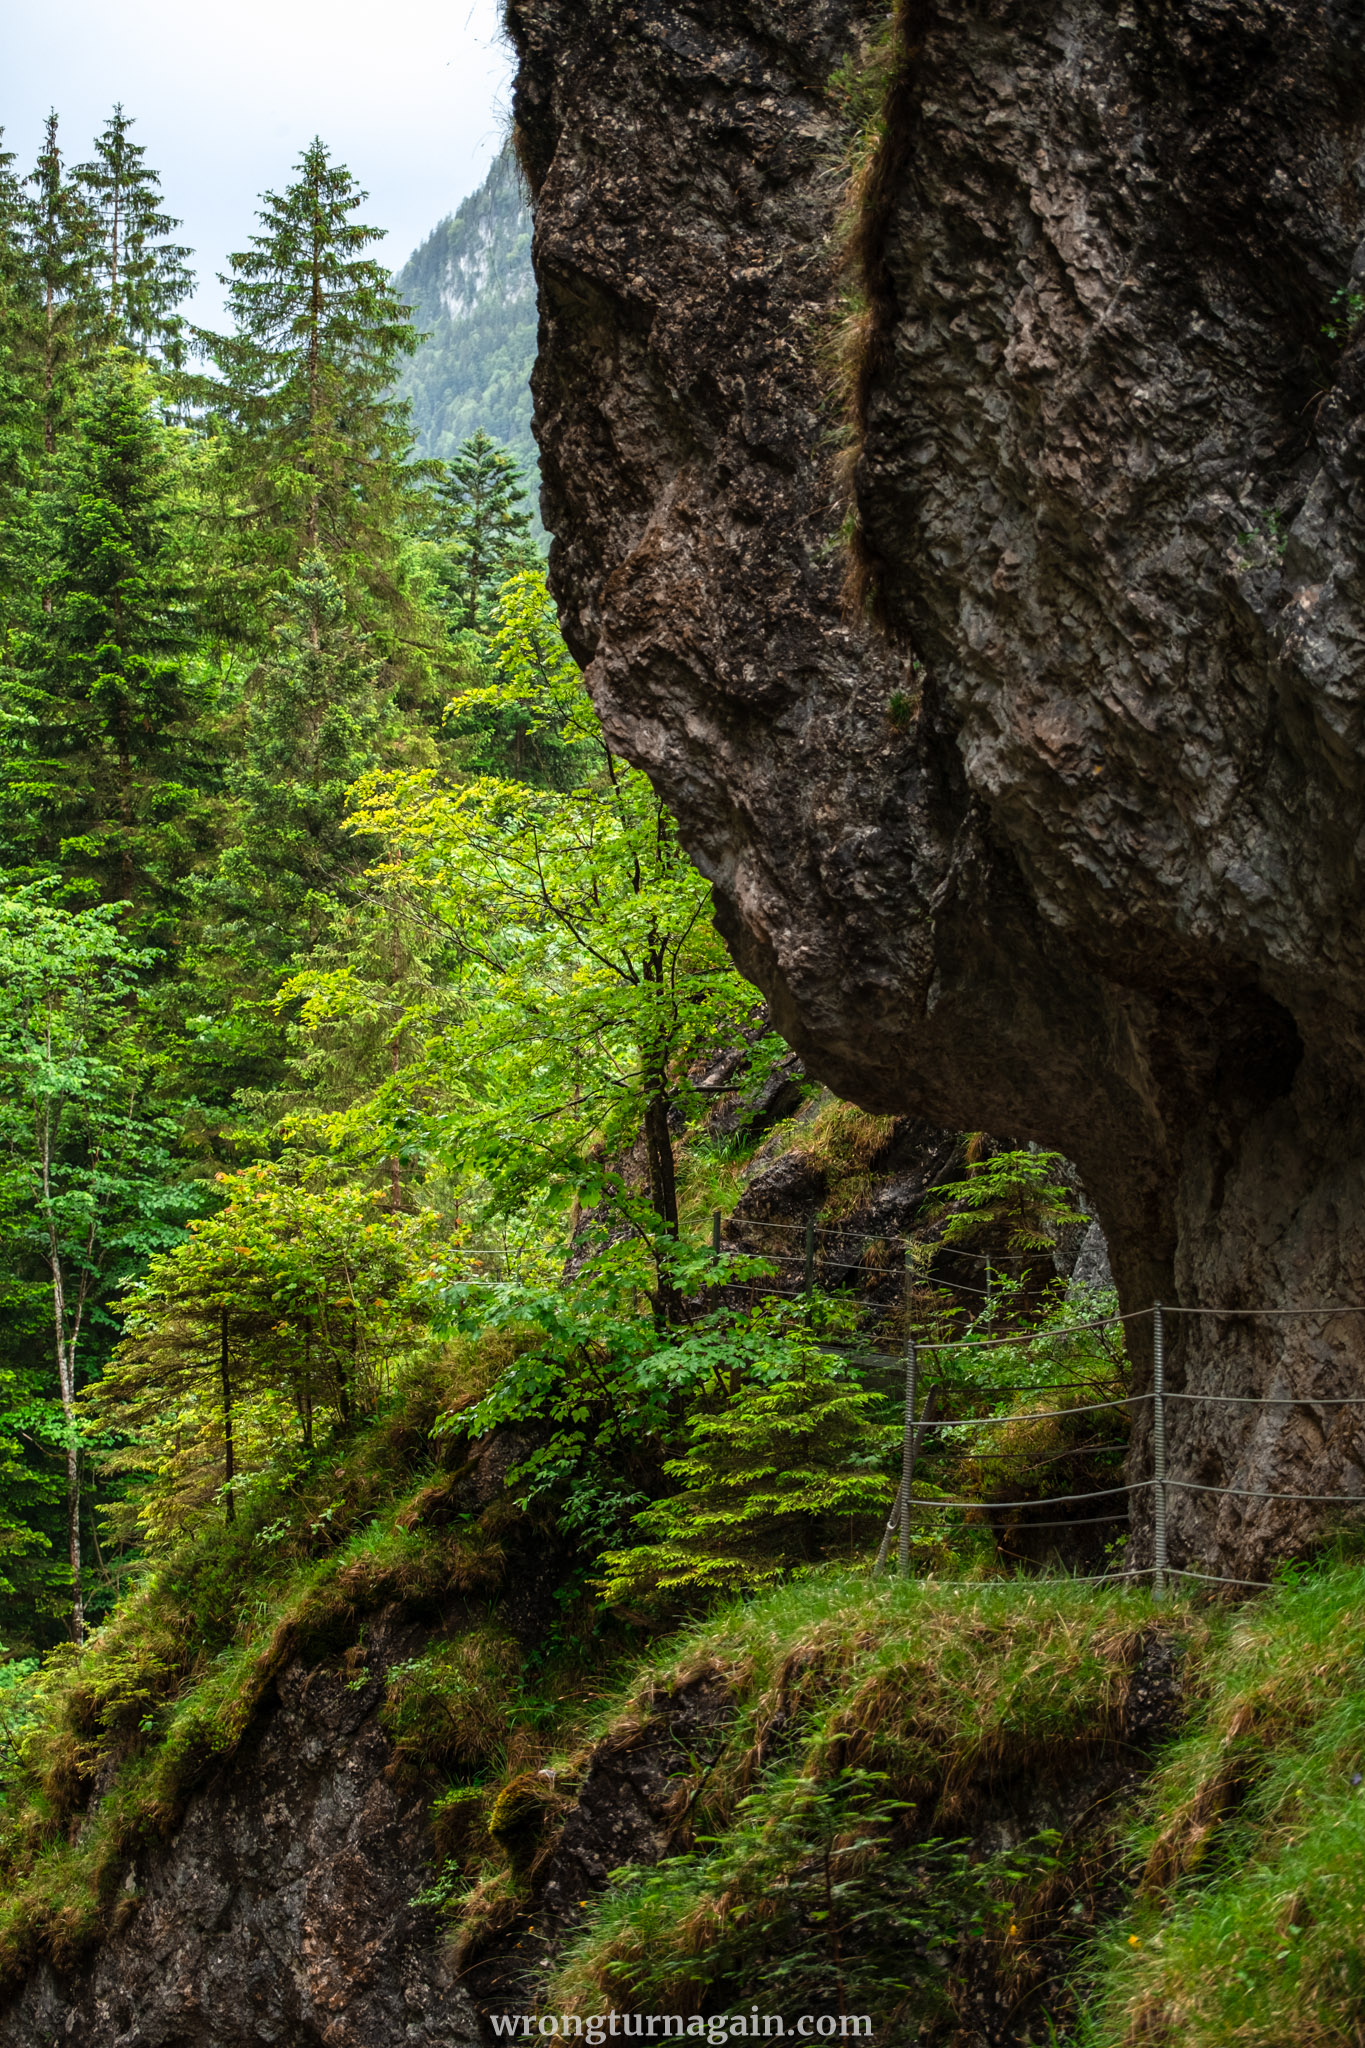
xmin=74 ymin=106 xmax=194 ymax=364
xmin=427 ymin=429 xmax=536 ymax=633
xmin=0 ymin=133 xmax=41 ymax=628
xmin=1 ymin=351 xmax=207 ymax=930
xmin=194 ymin=140 xmax=421 ymax=609
xmin=209 ymin=552 xmax=396 ymax=973
xmin=23 ymin=113 xmax=100 ymax=452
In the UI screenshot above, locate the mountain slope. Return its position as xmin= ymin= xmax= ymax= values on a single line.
xmin=394 ymin=142 xmax=538 ymax=490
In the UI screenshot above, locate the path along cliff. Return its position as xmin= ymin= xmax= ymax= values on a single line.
xmin=507 ymin=0 xmax=1365 ymax=1580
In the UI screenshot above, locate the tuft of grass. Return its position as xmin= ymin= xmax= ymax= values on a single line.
xmin=824 ymin=0 xmax=921 ymax=623
xmin=1082 ymin=1560 xmax=1365 ymax=2046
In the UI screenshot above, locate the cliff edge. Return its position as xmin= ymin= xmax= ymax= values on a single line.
xmin=508 ymin=0 xmax=1365 ymax=1577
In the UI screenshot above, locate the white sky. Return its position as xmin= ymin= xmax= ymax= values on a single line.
xmin=4 ymin=0 xmax=516 ymax=330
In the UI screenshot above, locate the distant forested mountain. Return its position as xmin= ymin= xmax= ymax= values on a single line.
xmin=394 ymin=143 xmax=538 ymax=493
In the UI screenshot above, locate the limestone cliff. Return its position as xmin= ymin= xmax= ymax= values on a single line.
xmin=507 ymin=0 xmax=1365 ymax=1578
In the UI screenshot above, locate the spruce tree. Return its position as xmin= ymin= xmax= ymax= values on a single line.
xmin=194 ymin=140 xmax=421 ymax=609
xmin=0 ymin=133 xmax=40 ymax=627
xmin=74 ymin=106 xmax=194 ymax=364
xmin=209 ymin=552 xmax=395 ymax=973
xmin=1 ymin=351 xmax=207 ymax=931
xmin=428 ymin=429 xmax=537 ymax=633
xmin=23 ymin=114 xmax=100 ymax=452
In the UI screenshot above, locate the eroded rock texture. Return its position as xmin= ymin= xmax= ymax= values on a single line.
xmin=509 ymin=0 xmax=1365 ymax=1576
xmin=0 ymin=1622 xmax=479 ymax=2048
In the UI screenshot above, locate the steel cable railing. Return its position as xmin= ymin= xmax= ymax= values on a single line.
xmin=871 ymin=1296 xmax=1365 ymax=1601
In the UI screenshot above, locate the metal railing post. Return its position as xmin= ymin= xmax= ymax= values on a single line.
xmin=804 ymin=1215 xmax=815 ymax=1293
xmin=1152 ymin=1302 xmax=1167 ymax=1602
xmin=712 ymin=1209 xmax=721 ymax=1262
xmin=899 ymin=1330 xmax=918 ymax=1577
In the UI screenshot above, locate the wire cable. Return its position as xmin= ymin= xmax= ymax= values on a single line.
xmin=929 ymin=1394 xmax=1147 ymax=1424
xmin=910 ymin=1479 xmax=1148 ymax=1511
xmin=1165 ymin=1304 xmax=1365 ymax=1317
xmin=1166 ymin=1477 xmax=1365 ymax=1505
xmin=917 ymin=1308 xmax=1150 ymax=1353
xmin=1163 ymin=1391 xmax=1365 ymax=1408
xmin=1167 ymin=1566 xmax=1274 ymax=1590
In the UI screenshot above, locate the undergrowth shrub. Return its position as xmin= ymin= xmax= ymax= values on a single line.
xmin=597 ymin=1367 xmax=896 ymax=1604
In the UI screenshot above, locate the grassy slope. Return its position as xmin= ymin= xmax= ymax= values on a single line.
xmin=0 ymin=1339 xmax=1362 ymax=2043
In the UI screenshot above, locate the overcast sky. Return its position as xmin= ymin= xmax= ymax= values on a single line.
xmin=5 ymin=0 xmax=516 ymax=330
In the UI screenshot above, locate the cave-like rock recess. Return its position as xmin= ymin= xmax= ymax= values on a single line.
xmin=508 ymin=0 xmax=1365 ymax=1579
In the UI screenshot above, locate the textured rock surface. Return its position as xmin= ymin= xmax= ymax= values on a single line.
xmin=0 ymin=1618 xmax=478 ymax=2048
xmin=509 ymin=0 xmax=1365 ymax=1576
xmin=462 ymin=1673 xmax=734 ymax=2016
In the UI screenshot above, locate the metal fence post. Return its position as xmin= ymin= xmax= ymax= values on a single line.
xmin=899 ymin=1331 xmax=918 ymax=1577
xmin=712 ymin=1209 xmax=721 ymax=1262
xmin=804 ymin=1215 xmax=815 ymax=1293
xmin=1152 ymin=1301 xmax=1167 ymax=1602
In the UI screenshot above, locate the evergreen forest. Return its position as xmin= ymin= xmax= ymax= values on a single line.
xmin=0 ymin=108 xmax=779 ymax=1651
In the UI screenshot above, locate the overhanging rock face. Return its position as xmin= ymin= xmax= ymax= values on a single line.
xmin=508 ymin=0 xmax=1365 ymax=1578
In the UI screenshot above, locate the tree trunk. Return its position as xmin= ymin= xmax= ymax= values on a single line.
xmin=220 ymin=1309 xmax=235 ymax=1524
xmin=643 ymin=1087 xmax=682 ymax=1324
xmin=52 ymin=1294 xmax=83 ymax=1646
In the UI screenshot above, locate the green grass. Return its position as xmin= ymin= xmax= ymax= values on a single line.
xmin=531 ymin=1573 xmax=1196 ymax=2038
xmin=1079 ymin=1560 xmax=1365 ymax=2046
xmin=5 ymin=1307 xmax=1365 ymax=2048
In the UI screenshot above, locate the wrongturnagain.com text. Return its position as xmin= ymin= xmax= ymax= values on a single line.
xmin=489 ymin=2017 xmax=874 ymax=2044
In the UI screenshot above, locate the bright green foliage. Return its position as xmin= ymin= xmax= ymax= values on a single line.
xmin=346 ymin=605 xmax=764 ymax=1308
xmin=597 ymin=1363 xmax=895 ymax=1600
xmin=73 ymin=107 xmax=193 ymax=364
xmin=440 ymin=563 xmax=591 ymax=786
xmin=433 ymin=1279 xmax=831 ymax=1550
xmin=1 ymin=351 xmax=209 ymax=927
xmin=0 ymin=889 xmax=184 ymax=1639
xmin=194 ymin=139 xmax=421 ymax=608
xmin=921 ymin=1145 xmax=1087 ymax=1260
xmin=206 ymin=552 xmax=397 ymax=977
xmin=98 ymin=1163 xmax=440 ymax=1546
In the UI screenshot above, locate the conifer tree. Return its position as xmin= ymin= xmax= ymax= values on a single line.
xmin=209 ymin=552 xmax=396 ymax=973
xmin=428 ymin=429 xmax=537 ymax=632
xmin=0 ymin=133 xmax=40 ymax=627
xmin=194 ymin=140 xmax=421 ymax=609
xmin=23 ymin=114 xmax=100 ymax=452
xmin=1 ymin=351 xmax=207 ymax=930
xmin=74 ymin=106 xmax=193 ymax=364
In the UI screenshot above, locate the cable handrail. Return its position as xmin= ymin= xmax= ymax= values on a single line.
xmin=930 ymin=1393 xmax=1148 ymax=1424
xmin=1164 ymin=1390 xmax=1365 ymax=1407
xmin=880 ymin=1290 xmax=1365 ymax=1602
xmin=1165 ymin=1304 xmax=1365 ymax=1317
xmin=917 ymin=1308 xmax=1149 ymax=1352
xmin=1166 ymin=1477 xmax=1365 ymax=1506
xmin=910 ymin=1479 xmax=1148 ymax=1511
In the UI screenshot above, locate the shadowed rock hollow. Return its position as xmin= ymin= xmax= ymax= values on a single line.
xmin=507 ymin=0 xmax=1365 ymax=1579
